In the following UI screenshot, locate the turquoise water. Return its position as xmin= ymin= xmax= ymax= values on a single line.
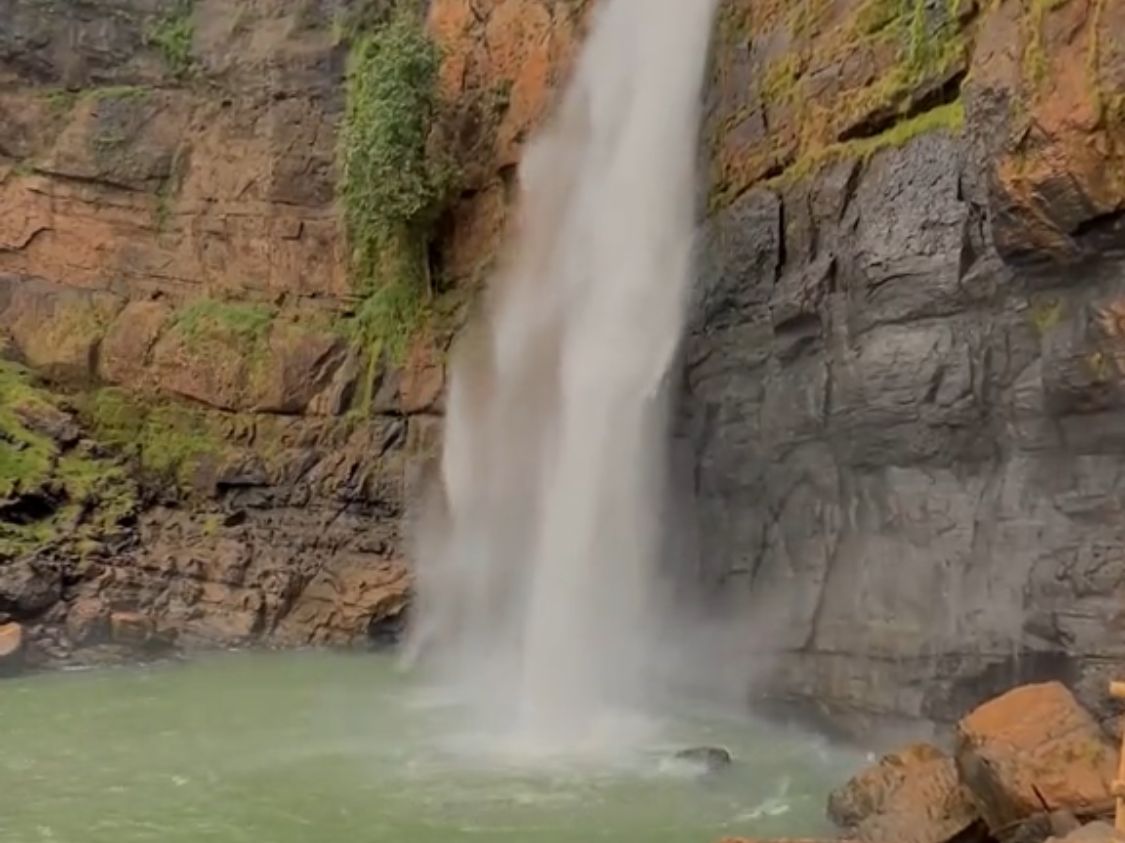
xmin=0 ymin=652 xmax=858 ymax=842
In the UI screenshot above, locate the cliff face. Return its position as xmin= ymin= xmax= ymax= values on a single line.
xmin=3 ymin=0 xmax=1125 ymax=736
xmin=0 ymin=0 xmax=421 ymax=661
xmin=0 ymin=0 xmax=584 ymax=664
xmin=682 ymin=0 xmax=1125 ymax=732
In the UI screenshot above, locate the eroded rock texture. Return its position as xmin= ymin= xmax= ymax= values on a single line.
xmin=680 ymin=0 xmax=1125 ymax=732
xmin=0 ymin=0 xmax=584 ymax=663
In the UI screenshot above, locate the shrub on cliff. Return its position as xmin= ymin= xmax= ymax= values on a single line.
xmin=339 ymin=3 xmax=454 ymax=363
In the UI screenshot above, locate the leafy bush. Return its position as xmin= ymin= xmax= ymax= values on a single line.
xmin=339 ymin=3 xmax=454 ymax=362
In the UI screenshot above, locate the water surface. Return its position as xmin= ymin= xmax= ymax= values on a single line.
xmin=0 ymin=652 xmax=858 ymax=842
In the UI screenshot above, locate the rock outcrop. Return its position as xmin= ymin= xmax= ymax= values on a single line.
xmin=677 ymin=0 xmax=1125 ymax=732
xmin=828 ymin=743 xmax=981 ymax=843
xmin=0 ymin=0 xmax=452 ymax=663
xmin=724 ymin=683 xmax=1120 ymax=843
xmin=955 ymin=683 xmax=1117 ymax=835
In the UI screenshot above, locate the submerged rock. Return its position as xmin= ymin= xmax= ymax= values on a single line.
xmin=674 ymin=746 xmax=732 ymax=773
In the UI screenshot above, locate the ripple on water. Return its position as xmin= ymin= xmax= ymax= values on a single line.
xmin=0 ymin=652 xmax=862 ymax=843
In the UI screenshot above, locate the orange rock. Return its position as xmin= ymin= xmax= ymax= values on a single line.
xmin=0 ymin=622 xmax=24 ymax=662
xmin=955 ymin=682 xmax=1118 ymax=834
xmin=98 ymin=299 xmax=173 ymax=390
xmin=828 ymin=743 xmax=979 ymax=843
xmin=399 ymin=335 xmax=446 ymax=414
xmin=273 ymin=559 xmax=411 ymax=646
xmin=3 ymin=285 xmax=123 ymax=384
xmin=109 ymin=611 xmax=153 ymax=645
xmin=66 ymin=597 xmax=109 ymax=646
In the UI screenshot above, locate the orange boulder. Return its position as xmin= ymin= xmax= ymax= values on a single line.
xmin=0 ymin=622 xmax=24 ymax=664
xmin=955 ymin=683 xmax=1117 ymax=835
xmin=828 ymin=743 xmax=979 ymax=843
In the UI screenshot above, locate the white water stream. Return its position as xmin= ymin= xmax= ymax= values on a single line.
xmin=410 ymin=0 xmax=720 ymax=753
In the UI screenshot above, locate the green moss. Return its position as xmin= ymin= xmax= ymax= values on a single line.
xmin=1023 ymin=0 xmax=1069 ymax=90
xmin=201 ymin=513 xmax=222 ymax=536
xmin=0 ymin=362 xmax=138 ymax=558
xmin=761 ymin=53 xmax=803 ymax=108
xmin=79 ymin=388 xmax=225 ymax=488
xmin=789 ymin=0 xmax=831 ymax=38
xmin=41 ymin=88 xmax=80 ymax=114
xmin=146 ymin=0 xmax=195 ymax=79
xmin=768 ymin=99 xmax=965 ymax=188
xmin=1029 ymin=296 xmax=1064 ymax=334
xmin=853 ymin=0 xmax=902 ymax=36
xmin=171 ymin=298 xmax=275 ymax=349
xmin=716 ymin=0 xmax=753 ymax=46
xmin=0 ymin=365 xmax=55 ymax=500
xmin=89 ymin=85 xmax=151 ymax=103
xmin=339 ymin=2 xmax=455 ymax=364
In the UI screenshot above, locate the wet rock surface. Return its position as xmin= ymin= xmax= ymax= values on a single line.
xmin=679 ymin=0 xmax=1125 ymax=732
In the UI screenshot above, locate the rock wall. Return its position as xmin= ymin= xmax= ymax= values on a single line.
xmin=0 ymin=0 xmax=417 ymax=663
xmin=680 ymin=0 xmax=1125 ymax=734
xmin=0 ymin=0 xmax=585 ymax=665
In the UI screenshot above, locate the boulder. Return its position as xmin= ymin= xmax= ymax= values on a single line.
xmin=0 ymin=621 xmax=24 ymax=667
xmin=828 ymin=743 xmax=980 ymax=843
xmin=273 ymin=559 xmax=411 ymax=646
xmin=0 ymin=560 xmax=62 ymax=616
xmin=109 ymin=611 xmax=152 ymax=645
xmin=955 ymin=683 xmax=1117 ymax=835
xmin=65 ymin=596 xmax=109 ymax=645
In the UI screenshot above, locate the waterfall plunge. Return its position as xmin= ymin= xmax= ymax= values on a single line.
xmin=410 ymin=0 xmax=719 ymax=754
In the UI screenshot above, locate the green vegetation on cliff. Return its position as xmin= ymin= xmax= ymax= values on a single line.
xmin=171 ymin=298 xmax=275 ymax=350
xmin=146 ymin=0 xmax=195 ymax=79
xmin=79 ymin=388 xmax=226 ymax=489
xmin=339 ymin=3 xmax=454 ymax=365
xmin=0 ymin=362 xmax=137 ymax=558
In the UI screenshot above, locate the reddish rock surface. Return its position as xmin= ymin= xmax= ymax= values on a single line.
xmin=956 ymin=683 xmax=1118 ymax=833
xmin=0 ymin=622 xmax=24 ymax=664
xmin=828 ymin=743 xmax=980 ymax=843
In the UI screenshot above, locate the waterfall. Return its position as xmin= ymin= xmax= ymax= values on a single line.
xmin=409 ymin=0 xmax=719 ymax=754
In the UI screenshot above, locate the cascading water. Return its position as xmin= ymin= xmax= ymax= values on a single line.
xmin=409 ymin=0 xmax=719 ymax=753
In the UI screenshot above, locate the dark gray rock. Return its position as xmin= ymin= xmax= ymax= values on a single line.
xmin=673 ymin=746 xmax=732 ymax=773
xmin=679 ymin=124 xmax=1125 ymax=736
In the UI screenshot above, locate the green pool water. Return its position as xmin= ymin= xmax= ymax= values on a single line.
xmin=0 ymin=651 xmax=860 ymax=843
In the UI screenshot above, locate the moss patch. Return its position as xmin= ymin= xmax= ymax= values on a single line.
xmin=0 ymin=362 xmax=138 ymax=558
xmin=78 ymin=388 xmax=227 ymax=489
xmin=171 ymin=299 xmax=275 ymax=349
xmin=146 ymin=0 xmax=195 ymax=79
xmin=338 ymin=2 xmax=456 ymax=366
xmin=713 ymin=0 xmax=971 ymax=206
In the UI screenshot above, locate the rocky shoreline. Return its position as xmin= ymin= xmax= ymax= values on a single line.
xmin=723 ymin=682 xmax=1122 ymax=843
